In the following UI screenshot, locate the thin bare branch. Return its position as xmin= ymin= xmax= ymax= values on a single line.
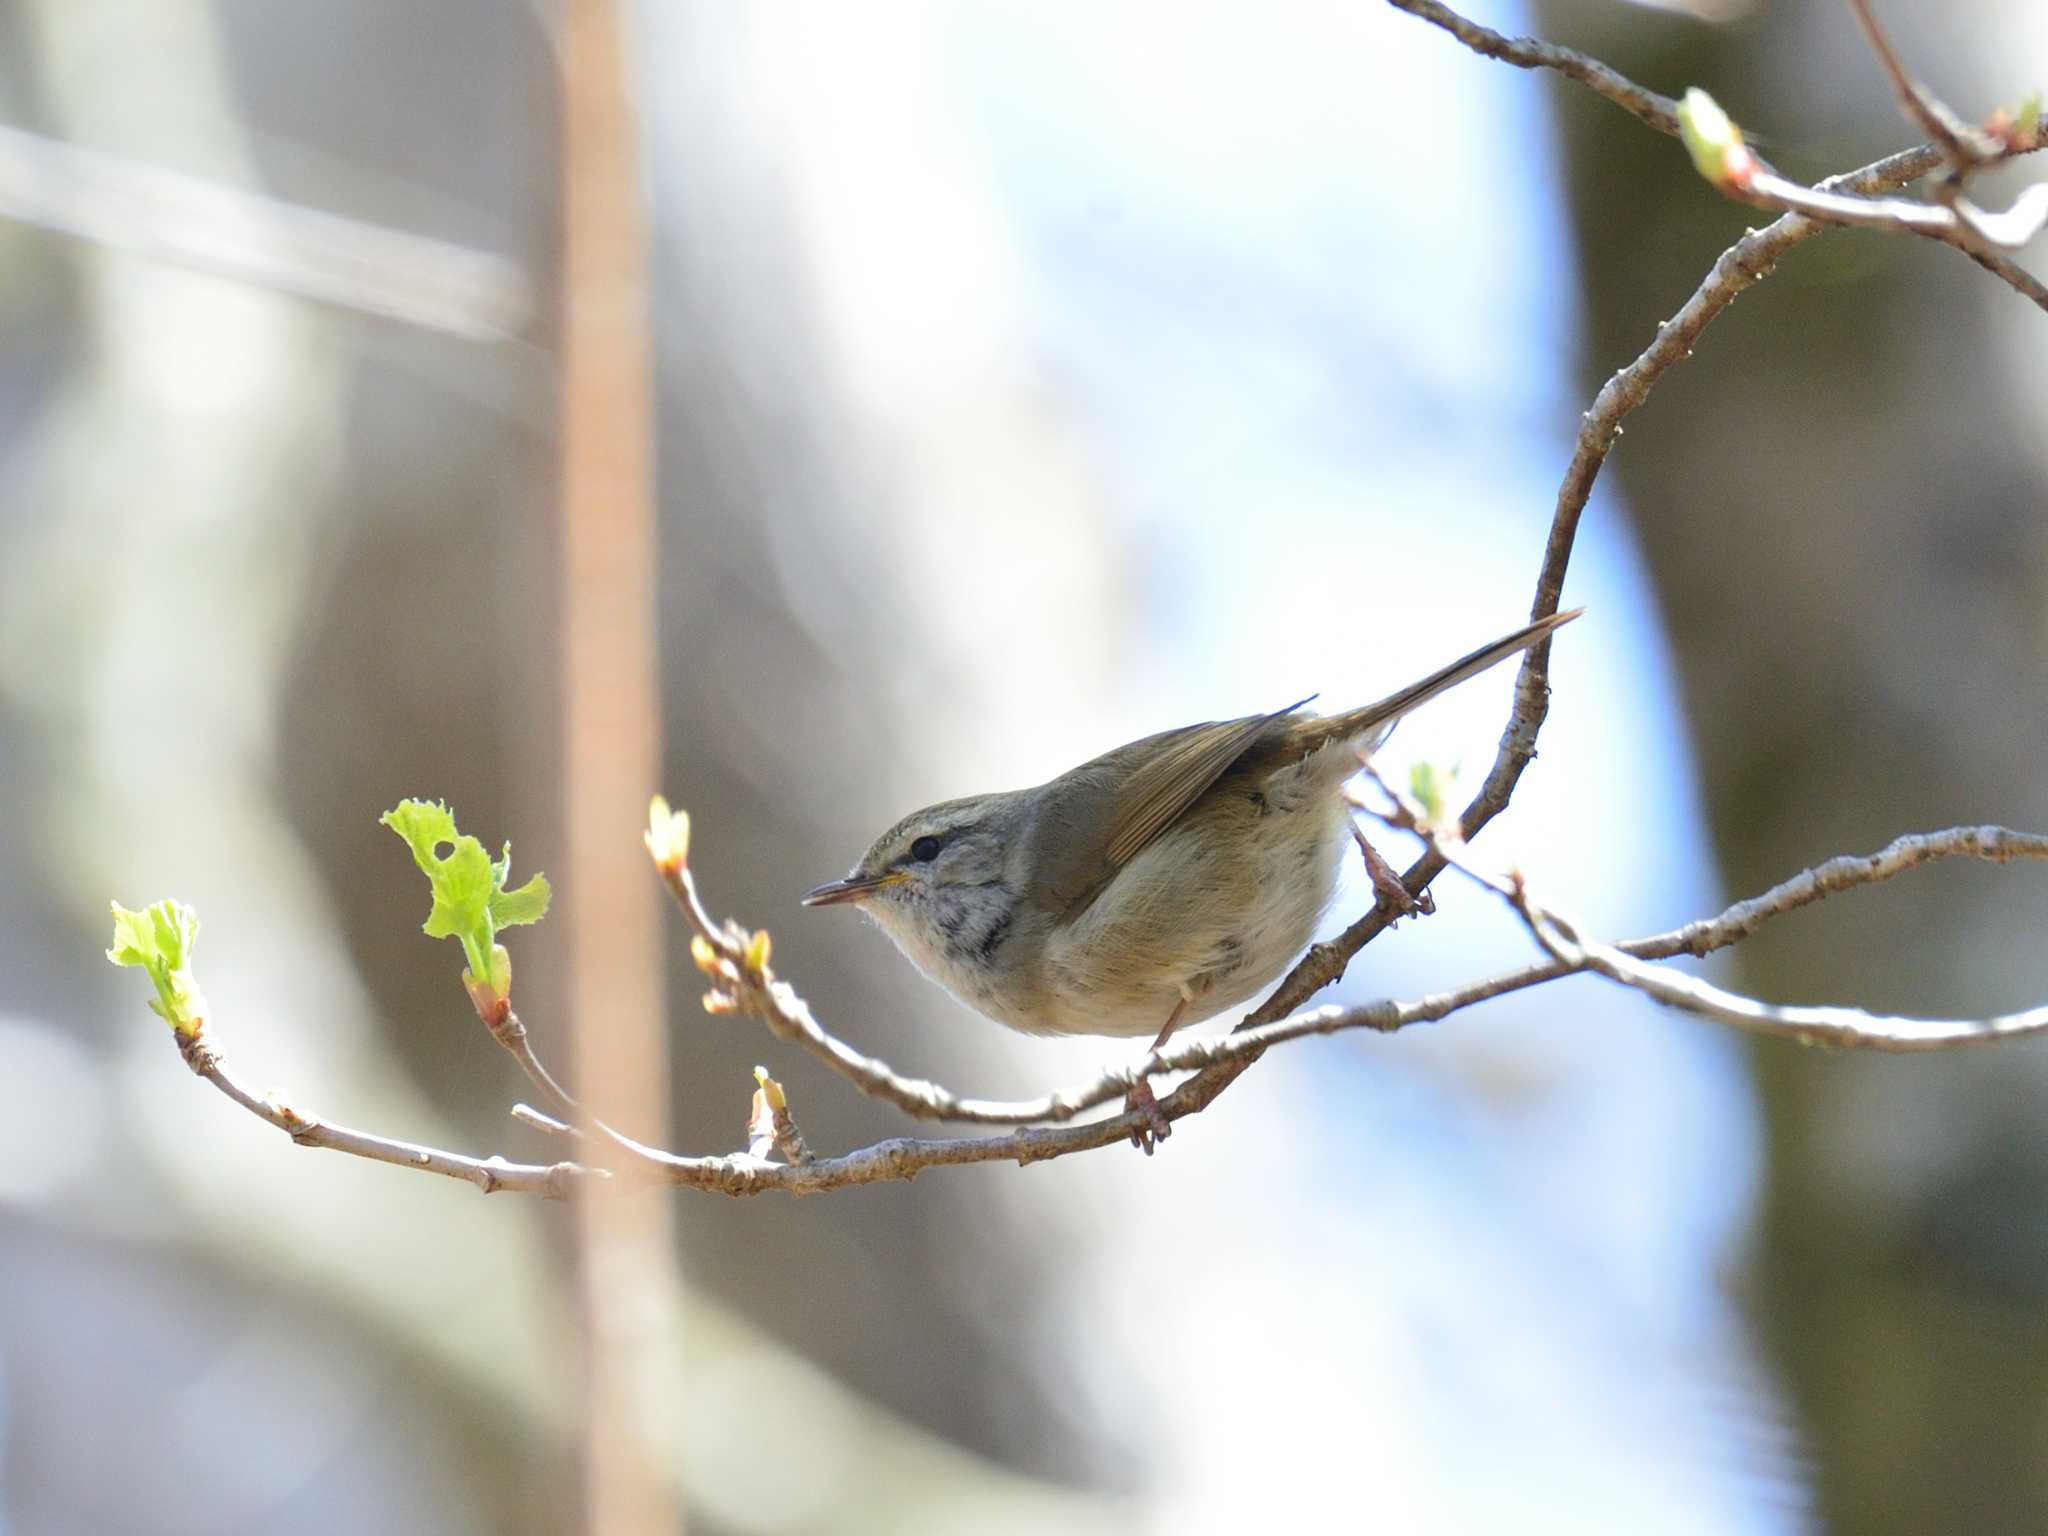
xmin=1544 ymin=917 xmax=2048 ymax=1051
xmin=1209 ymin=824 xmax=2048 ymax=1058
xmin=1666 ymin=10 xmax=2048 ymax=262
xmin=1385 ymin=0 xmax=1679 ymax=136
xmin=653 ymin=850 xmax=1159 ymax=1125
xmin=512 ymin=1102 xmax=582 ymax=1138
xmin=1844 ymin=0 xmax=2000 ymax=168
xmin=1947 ymin=244 xmax=2048 ymax=313
xmin=1404 ymin=1 xmax=2048 ymax=291
xmin=1721 ymin=163 xmax=2048 ymax=253
xmin=181 ymin=1032 xmax=594 ymax=1198
xmin=1360 ymin=774 xmax=2048 ymax=1055
xmin=1640 ymin=825 xmax=2048 ymax=957
xmin=488 ymin=1008 xmax=585 ymax=1113
xmin=475 ymin=1001 xmax=679 ymax=1168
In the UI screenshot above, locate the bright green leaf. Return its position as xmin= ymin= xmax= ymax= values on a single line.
xmin=381 ymin=799 xmax=549 ymax=1001
xmin=380 ymin=796 xmax=459 ymax=864
xmin=106 ymin=898 xmax=208 ymax=1038
xmin=489 ymin=868 xmax=551 ymax=929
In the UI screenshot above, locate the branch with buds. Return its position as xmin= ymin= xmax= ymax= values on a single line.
xmin=1407 ymin=0 xmax=2047 ymax=307
xmin=1673 ymin=2 xmax=2048 ymax=313
xmin=106 ymin=0 xmax=2048 ymax=1197
xmin=108 ymin=792 xmax=2048 ymax=1198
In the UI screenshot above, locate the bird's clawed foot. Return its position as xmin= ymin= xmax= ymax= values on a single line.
xmin=1124 ymin=1077 xmax=1171 ymax=1155
xmin=1352 ymin=824 xmax=1434 ymax=919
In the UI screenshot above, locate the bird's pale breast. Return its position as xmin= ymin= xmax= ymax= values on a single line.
xmin=1034 ymin=748 xmax=1354 ymax=1037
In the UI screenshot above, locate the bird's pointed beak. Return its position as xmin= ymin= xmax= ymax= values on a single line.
xmin=801 ymin=871 xmax=901 ymax=907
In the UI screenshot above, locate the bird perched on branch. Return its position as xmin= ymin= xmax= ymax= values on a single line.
xmin=806 ymin=609 xmax=1581 ymax=1149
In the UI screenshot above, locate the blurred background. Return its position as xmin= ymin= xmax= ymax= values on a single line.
xmin=1 ymin=0 xmax=2045 ymax=1531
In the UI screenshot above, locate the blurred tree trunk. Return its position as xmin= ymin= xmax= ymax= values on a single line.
xmin=1535 ymin=1 xmax=2048 ymax=1530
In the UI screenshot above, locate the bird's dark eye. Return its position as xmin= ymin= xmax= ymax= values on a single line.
xmin=910 ymin=835 xmax=943 ymax=863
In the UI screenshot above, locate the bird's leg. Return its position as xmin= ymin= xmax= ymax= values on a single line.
xmin=1351 ymin=823 xmax=1433 ymax=919
xmin=1125 ymin=998 xmax=1186 ymax=1155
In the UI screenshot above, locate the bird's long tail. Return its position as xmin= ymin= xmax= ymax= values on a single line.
xmin=1306 ymin=607 xmax=1583 ymax=752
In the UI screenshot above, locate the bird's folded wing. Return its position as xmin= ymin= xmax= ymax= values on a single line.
xmin=1102 ymin=698 xmax=1313 ymax=867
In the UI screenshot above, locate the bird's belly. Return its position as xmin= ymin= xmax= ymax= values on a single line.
xmin=1038 ymin=796 xmax=1350 ymax=1038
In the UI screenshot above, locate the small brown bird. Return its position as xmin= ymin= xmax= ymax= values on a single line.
xmin=806 ymin=610 xmax=1580 ymax=1145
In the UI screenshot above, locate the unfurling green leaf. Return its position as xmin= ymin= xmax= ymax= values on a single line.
xmin=491 ymin=865 xmax=551 ymax=930
xmin=381 ymin=798 xmax=550 ymax=1003
xmin=107 ymin=898 xmax=208 ymax=1039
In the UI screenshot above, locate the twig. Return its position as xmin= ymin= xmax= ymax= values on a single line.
xmin=1632 ymin=825 xmax=2048 ymax=958
xmin=483 ymin=1006 xmax=584 ymax=1112
xmin=1404 ymin=0 xmax=2048 ymax=298
xmin=1950 ymin=246 xmax=2048 ymax=314
xmin=478 ymin=1004 xmax=669 ymax=1168
xmin=1385 ymin=0 xmax=1679 ymax=136
xmin=655 ymin=852 xmax=1072 ymax=1124
xmin=1717 ymin=163 xmax=2048 ymax=253
xmin=1361 ymin=770 xmax=2048 ymax=1054
xmin=1538 ymin=916 xmax=2048 ymax=1051
xmin=1668 ymin=10 xmax=2048 ymax=255
xmin=1190 ymin=824 xmax=2048 ymax=1058
xmin=180 ymin=1032 xmax=594 ymax=1198
xmin=513 ymin=1103 xmax=582 ymax=1138
xmin=1844 ymin=0 xmax=2000 ymax=170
